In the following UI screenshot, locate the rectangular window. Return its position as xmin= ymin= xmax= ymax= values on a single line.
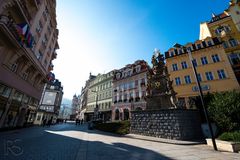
xmin=229 ymin=39 xmax=238 ymax=47
xmin=223 ymin=41 xmax=229 ymax=48
xmin=172 ymin=63 xmax=178 ymax=71
xmin=207 ymin=41 xmax=212 ymax=46
xmin=197 ymin=44 xmax=201 ymax=49
xmin=175 ymin=77 xmax=181 ymax=85
xmin=205 ymin=72 xmax=214 ymax=81
xmin=178 ymin=49 xmax=182 ymax=54
xmin=0 ymin=84 xmax=12 ymax=98
xmin=184 ymin=75 xmax=191 ymax=84
xmin=181 ymin=61 xmax=188 ymax=69
xmin=201 ymin=56 xmax=208 ymax=65
xmin=229 ymin=53 xmax=240 ymax=65
xmin=36 ymin=51 xmax=43 ymax=60
xmin=141 ymin=91 xmax=146 ymax=97
xmin=170 ymin=51 xmax=174 ymax=57
xmin=135 ymin=91 xmax=139 ymax=97
xmin=197 ymin=74 xmax=202 ymax=82
xmin=192 ymin=59 xmax=197 ymax=67
xmin=135 ymin=80 xmax=138 ymax=87
xmin=217 ymin=69 xmax=226 ymax=79
xmin=212 ymin=54 xmax=220 ymax=63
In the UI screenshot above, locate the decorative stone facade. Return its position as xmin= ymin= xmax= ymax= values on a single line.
xmin=112 ymin=60 xmax=148 ymax=121
xmin=130 ymin=109 xmax=203 ymax=140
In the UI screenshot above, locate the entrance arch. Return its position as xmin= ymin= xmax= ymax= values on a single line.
xmin=123 ymin=108 xmax=129 ymax=120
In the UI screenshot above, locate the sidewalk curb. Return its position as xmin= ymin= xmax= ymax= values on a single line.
xmin=124 ymin=134 xmax=205 ymax=145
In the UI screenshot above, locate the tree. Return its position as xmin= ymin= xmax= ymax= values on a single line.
xmin=208 ymin=90 xmax=240 ymax=132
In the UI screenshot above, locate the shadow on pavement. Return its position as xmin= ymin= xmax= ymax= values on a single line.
xmin=0 ymin=123 xmax=173 ymax=160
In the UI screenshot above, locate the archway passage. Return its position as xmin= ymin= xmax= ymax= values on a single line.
xmin=123 ymin=108 xmax=129 ymax=120
xmin=115 ymin=109 xmax=119 ymax=120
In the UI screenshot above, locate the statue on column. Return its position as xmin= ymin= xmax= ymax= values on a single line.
xmin=146 ymin=49 xmax=177 ymax=110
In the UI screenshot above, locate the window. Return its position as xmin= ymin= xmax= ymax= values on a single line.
xmin=207 ymin=41 xmax=212 ymax=46
xmin=229 ymin=39 xmax=238 ymax=47
xmin=172 ymin=63 xmax=178 ymax=71
xmin=12 ymin=91 xmax=23 ymax=102
xmin=217 ymin=69 xmax=226 ymax=79
xmin=22 ymin=72 xmax=29 ymax=80
xmin=215 ymin=27 xmax=222 ymax=35
xmin=212 ymin=54 xmax=220 ymax=63
xmin=197 ymin=74 xmax=202 ymax=82
xmin=197 ymin=44 xmax=201 ymax=49
xmin=229 ymin=53 xmax=240 ymax=65
xmin=116 ymin=73 xmax=121 ymax=79
xmin=201 ymin=57 xmax=208 ymax=65
xmin=135 ymin=91 xmax=139 ymax=97
xmin=178 ymin=49 xmax=183 ymax=54
xmin=175 ymin=77 xmax=181 ymax=85
xmin=135 ymin=80 xmax=138 ymax=87
xmin=36 ymin=51 xmax=43 ymax=60
xmin=0 ymin=84 xmax=12 ymax=98
xmin=135 ymin=65 xmax=141 ymax=73
xmin=223 ymin=41 xmax=229 ymax=48
xmin=192 ymin=59 xmax=197 ymax=67
xmin=141 ymin=91 xmax=146 ymax=97
xmin=10 ymin=63 xmax=18 ymax=72
xmin=170 ymin=51 xmax=174 ymax=57
xmin=205 ymin=72 xmax=214 ymax=81
xmin=187 ymin=47 xmax=192 ymax=52
xmin=184 ymin=75 xmax=191 ymax=84
xmin=181 ymin=61 xmax=188 ymax=69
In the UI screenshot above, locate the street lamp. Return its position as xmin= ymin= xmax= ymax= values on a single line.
xmin=175 ymin=44 xmax=218 ymax=151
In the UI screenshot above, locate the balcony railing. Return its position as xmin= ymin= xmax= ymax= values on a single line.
xmin=0 ymin=15 xmax=22 ymax=45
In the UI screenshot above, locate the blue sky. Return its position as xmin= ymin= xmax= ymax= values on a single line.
xmin=55 ymin=0 xmax=229 ymax=99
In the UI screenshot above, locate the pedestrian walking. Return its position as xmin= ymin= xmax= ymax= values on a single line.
xmin=43 ymin=119 xmax=47 ymax=127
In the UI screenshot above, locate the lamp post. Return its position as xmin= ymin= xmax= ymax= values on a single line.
xmin=179 ymin=45 xmax=218 ymax=151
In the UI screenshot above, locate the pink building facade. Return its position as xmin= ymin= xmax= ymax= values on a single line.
xmin=0 ymin=0 xmax=59 ymax=128
xmin=112 ymin=60 xmax=148 ymax=121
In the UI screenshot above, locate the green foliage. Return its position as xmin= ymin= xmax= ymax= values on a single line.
xmin=218 ymin=131 xmax=240 ymax=142
xmin=208 ymin=90 xmax=240 ymax=132
xmin=95 ymin=121 xmax=130 ymax=135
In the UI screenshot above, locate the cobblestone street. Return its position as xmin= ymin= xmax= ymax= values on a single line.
xmin=0 ymin=123 xmax=239 ymax=160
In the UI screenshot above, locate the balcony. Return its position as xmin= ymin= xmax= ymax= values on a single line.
xmin=0 ymin=15 xmax=22 ymax=47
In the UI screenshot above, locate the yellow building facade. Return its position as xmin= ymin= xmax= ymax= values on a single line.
xmin=200 ymin=9 xmax=240 ymax=83
xmin=165 ymin=37 xmax=240 ymax=108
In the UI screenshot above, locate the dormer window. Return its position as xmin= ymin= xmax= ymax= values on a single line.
xmin=135 ymin=65 xmax=141 ymax=73
xmin=196 ymin=44 xmax=202 ymax=49
xmin=178 ymin=49 xmax=183 ymax=54
xmin=207 ymin=41 xmax=212 ymax=46
xmin=116 ymin=73 xmax=120 ymax=79
xmin=187 ymin=47 xmax=192 ymax=52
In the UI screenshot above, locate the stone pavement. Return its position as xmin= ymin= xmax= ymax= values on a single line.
xmin=0 ymin=123 xmax=239 ymax=160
